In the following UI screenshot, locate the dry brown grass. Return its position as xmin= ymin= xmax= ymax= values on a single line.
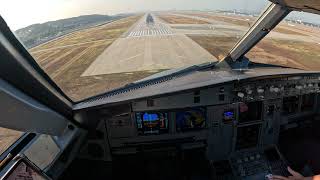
xmin=189 ymin=34 xmax=320 ymax=71
xmin=158 ymin=14 xmax=209 ymax=24
xmin=188 ymin=35 xmax=240 ymax=60
xmin=0 ymin=128 xmax=23 ymax=155
xmin=273 ymin=27 xmax=308 ymax=36
xmin=61 ymin=70 xmax=163 ymax=101
xmin=248 ymin=39 xmax=320 ymax=70
xmin=29 ymin=15 xmax=142 ymax=101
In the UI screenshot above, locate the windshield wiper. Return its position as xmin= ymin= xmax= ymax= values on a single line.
xmin=223 ymin=3 xmax=290 ymax=67
xmin=77 ymin=61 xmax=218 ymax=104
xmin=132 ymin=61 xmax=218 ymax=84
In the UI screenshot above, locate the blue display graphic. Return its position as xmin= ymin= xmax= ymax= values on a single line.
xmin=143 ymin=113 xmax=159 ymax=121
xmin=223 ymin=110 xmax=235 ymax=123
xmin=224 ymin=111 xmax=234 ymax=119
xmin=136 ymin=112 xmax=168 ymax=135
xmin=176 ymin=107 xmax=206 ymax=131
xmin=224 ymin=111 xmax=234 ymax=117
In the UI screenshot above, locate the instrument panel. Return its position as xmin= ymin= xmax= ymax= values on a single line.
xmin=75 ymin=74 xmax=320 ymax=179
xmin=81 ymin=73 xmax=320 ymax=178
xmin=99 ymin=74 xmax=319 ymax=155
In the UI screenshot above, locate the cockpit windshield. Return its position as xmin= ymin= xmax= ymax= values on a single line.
xmin=1 ymin=0 xmax=319 ymax=101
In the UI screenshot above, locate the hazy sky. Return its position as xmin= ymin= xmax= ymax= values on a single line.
xmin=0 ymin=0 xmax=319 ymax=30
xmin=1 ymin=0 xmax=268 ymax=30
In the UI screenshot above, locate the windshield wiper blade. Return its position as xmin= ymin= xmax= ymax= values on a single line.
xmin=77 ymin=61 xmax=218 ymax=104
xmin=133 ymin=61 xmax=218 ymax=84
xmin=223 ymin=3 xmax=290 ymax=66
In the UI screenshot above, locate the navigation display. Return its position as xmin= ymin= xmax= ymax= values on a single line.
xmin=136 ymin=112 xmax=168 ymax=135
xmin=176 ymin=107 xmax=206 ymax=132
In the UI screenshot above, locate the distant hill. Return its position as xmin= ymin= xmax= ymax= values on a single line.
xmin=15 ymin=14 xmax=127 ymax=49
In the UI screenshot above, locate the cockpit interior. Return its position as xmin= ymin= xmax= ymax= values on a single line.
xmin=1 ymin=0 xmax=320 ymax=180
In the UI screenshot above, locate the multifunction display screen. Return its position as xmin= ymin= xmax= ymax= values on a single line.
xmin=136 ymin=112 xmax=168 ymax=135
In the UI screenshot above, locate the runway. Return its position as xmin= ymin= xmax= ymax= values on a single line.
xmin=82 ymin=14 xmax=217 ymax=76
xmin=127 ymin=16 xmax=173 ymax=37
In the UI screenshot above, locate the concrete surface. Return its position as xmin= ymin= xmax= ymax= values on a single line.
xmin=82 ymin=14 xmax=217 ymax=76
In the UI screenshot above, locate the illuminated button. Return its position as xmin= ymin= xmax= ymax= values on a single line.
xmin=257 ymin=88 xmax=264 ymax=94
xmin=256 ymin=154 xmax=261 ymax=159
xmin=237 ymin=92 xmax=245 ymax=98
xmin=296 ymin=85 xmax=303 ymax=90
xmin=250 ymin=156 xmax=254 ymax=160
xmin=270 ymin=87 xmax=280 ymax=93
xmin=269 ymin=86 xmax=277 ymax=92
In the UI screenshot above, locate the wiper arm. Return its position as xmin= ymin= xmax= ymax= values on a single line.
xmin=131 ymin=61 xmax=218 ymax=85
xmin=223 ymin=3 xmax=290 ymax=66
xmin=77 ymin=61 xmax=218 ymax=104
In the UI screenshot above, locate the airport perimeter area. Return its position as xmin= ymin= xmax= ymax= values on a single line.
xmin=29 ymin=12 xmax=320 ymax=101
